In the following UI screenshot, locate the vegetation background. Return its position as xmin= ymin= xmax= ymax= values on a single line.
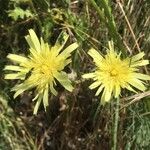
xmin=0 ymin=0 xmax=150 ymax=149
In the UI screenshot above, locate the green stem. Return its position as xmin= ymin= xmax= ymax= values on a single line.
xmin=112 ymin=97 xmax=120 ymax=150
xmin=93 ymin=101 xmax=101 ymax=124
xmin=89 ymin=0 xmax=107 ymax=25
xmin=29 ymin=0 xmax=42 ymax=35
xmin=89 ymin=0 xmax=126 ymax=56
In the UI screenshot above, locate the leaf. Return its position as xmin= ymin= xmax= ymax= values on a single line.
xmin=0 ymin=91 xmax=8 ymax=110
xmin=8 ymin=7 xmax=33 ymax=21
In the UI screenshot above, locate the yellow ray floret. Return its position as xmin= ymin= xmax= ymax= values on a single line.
xmin=82 ymin=41 xmax=150 ymax=104
xmin=4 ymin=29 xmax=78 ymax=114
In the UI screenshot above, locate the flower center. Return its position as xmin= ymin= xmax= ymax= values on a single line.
xmin=41 ymin=64 xmax=51 ymax=75
xmin=110 ymin=69 xmax=118 ymax=77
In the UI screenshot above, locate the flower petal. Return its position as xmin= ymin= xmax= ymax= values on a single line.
xmin=54 ymin=32 xmax=69 ymax=54
xmin=101 ymin=87 xmax=112 ymax=104
xmin=128 ymin=78 xmax=146 ymax=91
xmin=13 ymin=83 xmax=33 ymax=98
xmin=54 ymin=71 xmax=74 ymax=92
xmin=131 ymin=60 xmax=149 ymax=67
xmin=33 ymin=95 xmax=42 ymax=115
xmin=133 ymin=73 xmax=150 ymax=80
xmin=88 ymin=48 xmax=103 ymax=66
xmin=25 ymin=29 xmax=41 ymax=52
xmin=131 ymin=52 xmax=144 ymax=62
xmin=49 ymin=82 xmax=58 ymax=96
xmin=7 ymin=54 xmax=28 ymax=63
xmin=89 ymin=81 xmax=101 ymax=89
xmin=95 ymin=85 xmax=104 ymax=96
xmin=125 ymin=84 xmax=137 ymax=93
xmin=59 ymin=42 xmax=78 ymax=58
xmin=5 ymin=73 xmax=25 ymax=80
xmin=4 ymin=65 xmax=25 ymax=71
xmin=43 ymin=85 xmax=49 ymax=111
xmin=114 ymin=83 xmax=121 ymax=98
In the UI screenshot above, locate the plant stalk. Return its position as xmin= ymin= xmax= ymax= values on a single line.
xmin=89 ymin=0 xmax=126 ymax=56
xmin=112 ymin=97 xmax=120 ymax=150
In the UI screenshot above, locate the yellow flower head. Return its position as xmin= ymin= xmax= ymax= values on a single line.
xmin=4 ymin=29 xmax=78 ymax=114
xmin=82 ymin=41 xmax=150 ymax=104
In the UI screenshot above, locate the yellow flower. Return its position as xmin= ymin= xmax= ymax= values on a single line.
xmin=4 ymin=29 xmax=78 ymax=114
xmin=82 ymin=41 xmax=150 ymax=104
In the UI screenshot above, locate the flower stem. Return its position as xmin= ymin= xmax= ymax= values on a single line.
xmin=93 ymin=101 xmax=101 ymax=124
xmin=89 ymin=0 xmax=107 ymax=25
xmin=112 ymin=97 xmax=120 ymax=150
xmin=89 ymin=0 xmax=126 ymax=56
xmin=29 ymin=0 xmax=42 ymax=35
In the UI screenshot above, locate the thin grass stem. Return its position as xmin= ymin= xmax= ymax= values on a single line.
xmin=89 ymin=0 xmax=126 ymax=56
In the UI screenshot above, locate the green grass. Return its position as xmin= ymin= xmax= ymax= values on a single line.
xmin=0 ymin=91 xmax=36 ymax=150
